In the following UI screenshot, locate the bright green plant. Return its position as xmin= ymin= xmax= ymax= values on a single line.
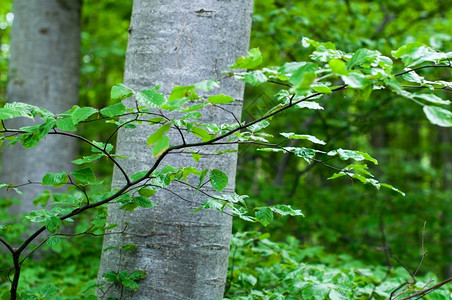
xmin=224 ymin=231 xmax=452 ymax=299
xmin=0 ymin=40 xmax=451 ymax=299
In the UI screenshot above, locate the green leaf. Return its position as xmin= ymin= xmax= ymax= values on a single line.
xmin=46 ymin=235 xmax=61 ymax=247
xmin=328 ymin=149 xmax=378 ymax=164
xmin=289 ymin=63 xmax=318 ymax=90
xmin=132 ymin=196 xmax=155 ymax=208
xmin=121 ymin=279 xmax=139 ymax=291
xmin=56 ymin=117 xmax=76 ymax=131
xmin=279 ymin=62 xmax=309 ymax=75
xmin=192 ymin=126 xmax=212 ymax=142
xmin=45 ymin=216 xmax=62 ymax=234
xmin=138 ymin=188 xmax=155 ymax=197
xmin=248 ymin=120 xmax=270 ymax=132
xmin=293 ymin=147 xmax=318 ymax=162
xmin=100 ymin=102 xmax=126 ymax=117
xmin=210 ymin=169 xmax=228 ymax=192
xmin=168 ymin=85 xmax=198 ymax=101
xmin=347 ymin=48 xmax=381 ymax=69
xmin=297 ymin=101 xmax=324 ymax=110
xmin=381 ymin=183 xmax=406 ymax=196
xmin=71 ymin=168 xmax=95 ymax=183
xmin=119 ymin=202 xmax=139 ymax=212
xmin=42 ymin=172 xmax=68 ymax=188
xmin=229 ymin=48 xmax=262 ymax=69
xmin=33 ymin=191 xmax=51 ymax=207
xmin=194 ymin=79 xmax=220 ymax=92
xmin=191 ymin=198 xmax=225 ymax=214
xmin=414 ymin=94 xmax=450 ymax=105
xmin=72 ymin=154 xmax=103 ymax=165
xmin=129 ymin=270 xmax=146 ymax=280
xmin=137 ymin=87 xmax=166 ymax=107
xmin=255 ymin=207 xmax=274 ymax=226
xmin=147 ymin=123 xmax=171 ymax=147
xmin=423 ymin=106 xmax=452 ymax=127
xmin=72 ymin=106 xmax=98 ymax=125
xmin=191 ymin=151 xmax=202 ymax=162
xmin=0 ymin=107 xmax=32 ymax=120
xmin=341 ymin=72 xmax=368 ymax=88
xmin=269 ymin=205 xmax=304 ymax=217
xmin=280 ymin=133 xmax=326 ymax=145
xmin=243 ymin=70 xmax=267 ymax=85
xmin=103 ymin=271 xmax=119 ymax=282
xmin=131 ymin=170 xmax=148 ymax=181
xmin=91 ymin=141 xmax=114 ymax=153
xmin=393 ymin=44 xmax=447 ymax=67
xmin=207 ymin=94 xmax=234 ymax=104
xmin=111 ymin=83 xmax=134 ymax=101
xmin=392 ymin=42 xmax=424 ymax=59
xmin=121 ymin=244 xmax=138 ymax=251
xmin=329 ymin=58 xmax=349 ymax=75
xmin=312 ymin=86 xmax=332 ymax=94
xmin=152 ymin=135 xmax=169 ymax=157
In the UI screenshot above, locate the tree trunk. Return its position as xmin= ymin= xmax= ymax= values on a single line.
xmin=2 ymin=0 xmax=81 ymax=215
xmin=97 ymin=1 xmax=253 ymax=299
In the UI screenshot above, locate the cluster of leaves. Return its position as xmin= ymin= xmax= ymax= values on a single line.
xmin=224 ymin=232 xmax=452 ymax=300
xmin=0 ymin=34 xmax=451 ymax=297
xmin=243 ymin=0 xmax=452 ymax=279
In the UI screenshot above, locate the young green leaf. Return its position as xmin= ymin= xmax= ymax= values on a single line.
xmin=209 ymin=169 xmax=228 ymax=192
xmin=100 ymin=102 xmax=127 ymax=117
xmin=297 ymin=101 xmax=324 ymax=110
xmin=423 ymin=106 xmax=452 ymax=127
xmin=312 ymin=86 xmax=332 ymax=94
xmin=72 ymin=154 xmax=103 ymax=165
xmin=168 ymin=85 xmax=198 ymax=101
xmin=194 ymin=79 xmax=220 ymax=92
xmin=289 ymin=63 xmax=318 ymax=90
xmin=347 ymin=48 xmax=380 ymax=69
xmin=244 ymin=70 xmax=268 ymax=85
xmin=207 ymin=94 xmax=234 ymax=104
xmin=45 ymin=216 xmax=62 ymax=234
xmin=42 ymin=172 xmax=69 ymax=188
xmin=132 ymin=196 xmax=155 ymax=208
xmin=137 ymin=87 xmax=166 ymax=107
xmin=329 ymin=58 xmax=349 ymax=75
xmin=280 ymin=133 xmax=326 ymax=145
xmin=71 ymin=106 xmax=98 ymax=125
xmin=147 ymin=123 xmax=171 ymax=147
xmin=111 ymin=83 xmax=134 ymax=101
xmin=341 ymin=72 xmax=368 ymax=89
xmin=56 ymin=117 xmax=77 ymax=131
xmin=152 ymin=135 xmax=169 ymax=157
xmin=71 ymin=167 xmax=96 ymax=183
xmin=191 ymin=126 xmax=212 ymax=142
xmin=229 ymin=48 xmax=263 ymax=69
xmin=255 ymin=207 xmax=274 ymax=227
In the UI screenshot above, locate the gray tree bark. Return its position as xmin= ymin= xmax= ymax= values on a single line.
xmin=2 ymin=0 xmax=81 ymax=215
xmin=97 ymin=1 xmax=253 ymax=299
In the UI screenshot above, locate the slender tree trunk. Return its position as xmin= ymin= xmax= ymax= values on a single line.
xmin=2 ymin=0 xmax=81 ymax=215
xmin=97 ymin=1 xmax=253 ymax=299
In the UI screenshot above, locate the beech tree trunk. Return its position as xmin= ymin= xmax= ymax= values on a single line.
xmin=97 ymin=1 xmax=253 ymax=299
xmin=2 ymin=0 xmax=81 ymax=215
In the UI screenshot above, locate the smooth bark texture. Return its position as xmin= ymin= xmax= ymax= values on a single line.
xmin=2 ymin=0 xmax=81 ymax=215
xmin=97 ymin=1 xmax=253 ymax=299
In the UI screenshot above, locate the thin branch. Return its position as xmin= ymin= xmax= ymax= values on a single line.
xmin=399 ymin=277 xmax=452 ymax=300
xmin=0 ymin=237 xmax=15 ymax=253
xmin=394 ymin=64 xmax=452 ymax=77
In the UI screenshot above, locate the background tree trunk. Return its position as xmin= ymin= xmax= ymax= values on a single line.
xmin=97 ymin=1 xmax=253 ymax=299
xmin=1 ymin=0 xmax=81 ymax=215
